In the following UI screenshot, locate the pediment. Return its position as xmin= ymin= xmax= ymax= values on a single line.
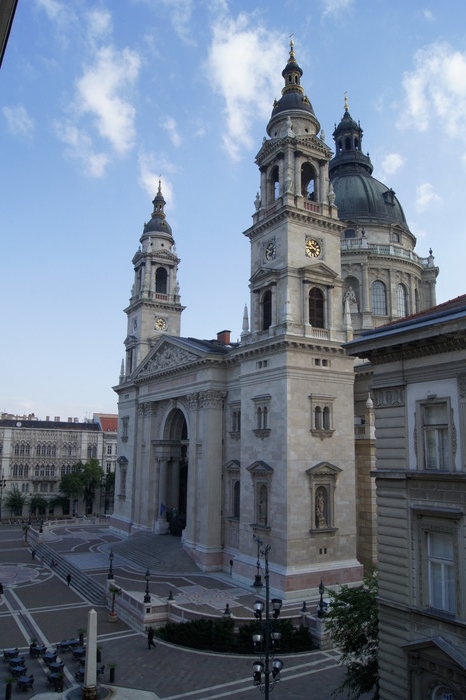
xmin=225 ymin=460 xmax=240 ymax=472
xmin=247 ymin=460 xmax=274 ymax=475
xmin=403 ymin=637 xmax=466 ymax=672
xmin=299 ymin=262 xmax=339 ymax=282
xmin=306 ymin=461 xmax=342 ymax=477
xmin=134 ymin=338 xmax=203 ymax=380
xmin=250 ymin=267 xmax=279 ymax=287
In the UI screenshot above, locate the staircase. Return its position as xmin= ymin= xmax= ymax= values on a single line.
xmin=35 ymin=542 xmax=107 ymax=605
xmin=110 ymin=533 xmax=199 ymax=574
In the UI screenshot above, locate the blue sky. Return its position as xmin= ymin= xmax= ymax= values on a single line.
xmin=1 ymin=0 xmax=465 ymax=420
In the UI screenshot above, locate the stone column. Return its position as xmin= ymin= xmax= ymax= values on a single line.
xmin=155 ymin=458 xmax=169 ymax=534
xmin=83 ymin=608 xmax=97 ymax=699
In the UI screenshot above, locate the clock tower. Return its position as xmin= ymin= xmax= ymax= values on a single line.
xmin=243 ymin=41 xmax=346 ymax=342
xmin=123 ymin=181 xmax=184 ymax=377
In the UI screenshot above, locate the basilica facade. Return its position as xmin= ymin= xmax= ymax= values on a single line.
xmin=110 ymin=43 xmax=438 ymax=598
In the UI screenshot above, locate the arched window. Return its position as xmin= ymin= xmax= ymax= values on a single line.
xmin=271 ymin=166 xmax=279 ymax=200
xmin=233 ymin=481 xmax=240 ymax=518
xmin=155 ymin=267 xmax=168 ymax=294
xmin=301 ymin=162 xmax=316 ymax=200
xmin=371 ymin=281 xmax=387 ymax=315
xmin=262 ymin=290 xmax=272 ymax=330
xmin=323 ymin=407 xmax=331 ymax=430
xmin=315 ymin=406 xmax=322 ymax=429
xmin=309 ymin=287 xmax=324 ymax=327
xmin=396 ymin=284 xmax=407 ymax=317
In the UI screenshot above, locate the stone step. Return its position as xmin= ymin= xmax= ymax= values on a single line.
xmin=110 ymin=533 xmax=199 ymax=574
xmin=36 ymin=543 xmax=107 ymax=605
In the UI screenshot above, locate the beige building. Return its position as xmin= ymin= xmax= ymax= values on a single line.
xmin=0 ymin=413 xmax=117 ymax=519
xmin=346 ymin=295 xmax=466 ymax=699
xmin=111 ymin=43 xmax=438 ymax=599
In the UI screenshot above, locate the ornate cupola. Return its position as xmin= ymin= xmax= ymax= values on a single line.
xmin=122 ymin=181 xmax=184 ymax=378
xmin=329 ymin=96 xmax=373 ymax=178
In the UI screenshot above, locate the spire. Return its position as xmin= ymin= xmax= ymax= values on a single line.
xmin=281 ymin=38 xmax=304 ymax=97
xmin=329 ymin=101 xmax=373 ymax=178
xmin=143 ymin=179 xmax=173 ymax=237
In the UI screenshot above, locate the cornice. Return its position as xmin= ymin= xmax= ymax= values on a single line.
xmin=368 ymin=333 xmax=466 ymax=365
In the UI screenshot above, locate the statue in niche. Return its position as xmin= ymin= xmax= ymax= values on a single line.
xmin=315 ymin=487 xmax=328 ymax=528
xmin=258 ymin=484 xmax=268 ymax=526
xmin=344 ymin=286 xmax=359 ymax=313
xmin=286 ymin=115 xmax=294 ymax=137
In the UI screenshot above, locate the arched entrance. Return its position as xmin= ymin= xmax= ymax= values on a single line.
xmin=164 ymin=408 xmax=188 ymax=536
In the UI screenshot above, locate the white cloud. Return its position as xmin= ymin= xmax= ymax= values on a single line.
xmin=75 ymin=45 xmax=141 ymax=155
xmin=380 ymin=152 xmax=405 ymax=178
xmin=398 ymin=42 xmax=466 ymax=139
xmin=415 ymin=182 xmax=442 ymax=212
xmin=161 ymin=0 xmax=195 ymax=45
xmin=2 ymin=104 xmax=35 ymax=137
xmin=161 ymin=116 xmax=182 ymax=148
xmin=322 ymin=0 xmax=354 ymax=17
xmin=86 ymin=9 xmax=113 ymax=42
xmin=54 ymin=120 xmax=108 ymax=177
xmin=206 ymin=13 xmax=285 ymax=160
xmin=35 ymin=0 xmax=66 ymax=22
xmin=138 ymin=152 xmax=178 ymax=204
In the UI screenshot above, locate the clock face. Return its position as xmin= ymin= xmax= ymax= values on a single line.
xmin=265 ymin=240 xmax=276 ymax=261
xmin=155 ymin=317 xmax=167 ymax=331
xmin=306 ymin=239 xmax=321 ymax=258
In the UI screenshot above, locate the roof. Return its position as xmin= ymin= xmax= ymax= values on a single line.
xmin=345 ymin=293 xmax=466 ymax=357
xmin=0 ymin=419 xmax=101 ymax=431
xmin=93 ymin=414 xmax=118 ymax=432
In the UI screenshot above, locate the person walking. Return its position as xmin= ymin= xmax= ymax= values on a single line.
xmin=147 ymin=626 xmax=156 ymax=649
xmin=66 ymin=573 xmax=71 ymax=587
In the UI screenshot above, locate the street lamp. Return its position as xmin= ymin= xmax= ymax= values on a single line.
xmin=251 ymin=536 xmax=283 ymax=698
xmin=144 ymin=567 xmax=151 ymax=604
xmin=108 ymin=548 xmax=114 ymax=580
xmin=0 ymin=470 xmax=6 ymax=522
xmin=317 ymin=579 xmax=327 ymax=618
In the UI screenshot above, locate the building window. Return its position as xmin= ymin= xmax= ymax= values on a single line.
xmin=412 ymin=507 xmax=462 ymax=618
xmin=371 ymin=280 xmax=387 ymax=315
xmin=416 ymin=399 xmax=454 ymax=471
xmin=247 ymin=461 xmax=274 ymax=531
xmin=229 ymin=403 xmax=241 ymax=438
xmin=155 ymin=267 xmax=168 ymax=294
xmin=121 ymin=417 xmax=129 ymax=441
xmin=309 ymin=287 xmax=324 ymax=328
xmin=427 ymin=531 xmax=455 ymax=614
xmin=396 ymin=283 xmax=408 ymax=317
xmin=107 ymin=444 xmax=113 ymax=455
xmin=310 ymin=394 xmax=335 ymax=438
xmin=262 ymin=290 xmax=272 ymax=330
xmin=233 ymin=480 xmax=241 ymax=518
xmin=252 ymin=396 xmax=271 ymax=438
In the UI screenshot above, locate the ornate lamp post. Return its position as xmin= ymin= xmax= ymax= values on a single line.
xmin=108 ymin=548 xmax=114 ymax=580
xmin=317 ymin=579 xmax=327 ymax=618
xmin=251 ymin=536 xmax=283 ymax=698
xmin=144 ymin=567 xmax=151 ymax=603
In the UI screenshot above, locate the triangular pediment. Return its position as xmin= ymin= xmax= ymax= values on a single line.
xmin=250 ymin=267 xmax=280 ymax=286
xmin=133 ymin=337 xmax=218 ymax=381
xmin=306 ymin=461 xmax=342 ymax=477
xmin=225 ymin=460 xmax=240 ymax=472
xmin=299 ymin=262 xmax=339 ymax=282
xmin=403 ymin=636 xmax=466 ymax=672
xmin=247 ymin=460 xmax=274 ymax=475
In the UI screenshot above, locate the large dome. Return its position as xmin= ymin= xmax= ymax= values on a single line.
xmin=329 ymin=107 xmax=408 ymax=228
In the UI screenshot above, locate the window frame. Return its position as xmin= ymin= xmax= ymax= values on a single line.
xmin=415 ymin=398 xmax=455 ymax=471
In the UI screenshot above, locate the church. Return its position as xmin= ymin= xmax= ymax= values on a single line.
xmin=110 ymin=42 xmax=438 ymax=599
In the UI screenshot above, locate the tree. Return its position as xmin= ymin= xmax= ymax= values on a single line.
xmin=29 ymin=495 xmax=48 ymax=516
xmin=81 ymin=459 xmax=103 ymax=514
xmin=324 ymin=571 xmax=379 ymax=699
xmin=4 ymin=489 xmax=28 ymax=517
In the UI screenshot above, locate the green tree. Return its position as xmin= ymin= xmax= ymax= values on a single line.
xmin=4 ymin=489 xmax=28 ymax=517
xmin=59 ymin=471 xmax=84 ymax=502
xmin=81 ymin=459 xmax=103 ymax=514
xmin=324 ymin=571 xmax=379 ymax=699
xmin=29 ymin=495 xmax=48 ymax=516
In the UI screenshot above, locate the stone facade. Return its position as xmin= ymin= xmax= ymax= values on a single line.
xmin=346 ymin=296 xmax=466 ymax=699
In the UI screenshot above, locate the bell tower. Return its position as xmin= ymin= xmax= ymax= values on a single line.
xmin=123 ymin=181 xmax=184 ymax=376
xmin=243 ymin=41 xmax=347 ymax=343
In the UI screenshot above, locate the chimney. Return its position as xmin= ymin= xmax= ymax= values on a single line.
xmin=217 ymin=329 xmax=231 ymax=345
xmin=68 ymin=417 xmax=72 ymax=423
xmin=46 ymin=416 xmax=50 ymax=422
xmin=54 ymin=416 xmax=60 ymax=422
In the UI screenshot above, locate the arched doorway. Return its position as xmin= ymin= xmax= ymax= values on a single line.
xmin=164 ymin=408 xmax=188 ymax=536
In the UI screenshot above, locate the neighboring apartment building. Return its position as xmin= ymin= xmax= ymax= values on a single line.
xmin=0 ymin=412 xmax=117 ymax=519
xmin=346 ymin=295 xmax=466 ymax=699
